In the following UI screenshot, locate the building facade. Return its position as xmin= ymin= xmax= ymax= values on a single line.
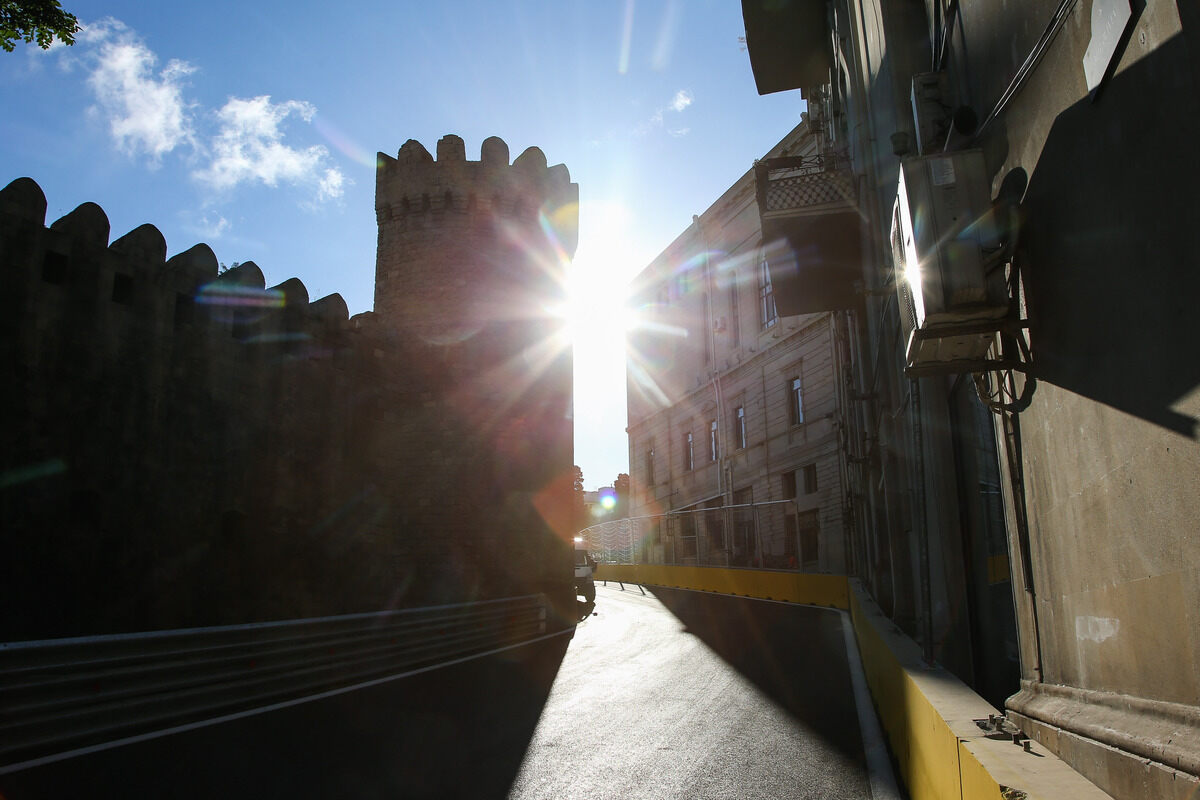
xmin=741 ymin=1 xmax=1200 ymax=797
xmin=625 ymin=123 xmax=852 ymax=575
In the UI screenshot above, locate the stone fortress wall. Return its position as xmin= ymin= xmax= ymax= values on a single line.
xmin=0 ymin=135 xmax=578 ymax=641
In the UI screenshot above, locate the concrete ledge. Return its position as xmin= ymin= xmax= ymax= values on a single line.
xmin=848 ymin=581 xmax=1115 ymax=800
xmin=1007 ymin=691 xmax=1200 ymax=800
xmin=593 ymin=564 xmax=848 ymax=609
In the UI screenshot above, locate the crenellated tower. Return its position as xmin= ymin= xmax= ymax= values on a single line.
xmin=374 ymin=134 xmax=578 ymax=343
xmin=372 ymin=135 xmax=579 ymax=602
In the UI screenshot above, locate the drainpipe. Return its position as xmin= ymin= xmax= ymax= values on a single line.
xmin=759 ymin=362 xmax=772 ymax=568
xmin=829 ymin=311 xmax=854 ymax=574
xmin=1002 ymin=403 xmax=1044 ymax=682
xmin=910 ymin=376 xmax=935 ymax=665
xmin=695 ymin=216 xmax=726 ymax=506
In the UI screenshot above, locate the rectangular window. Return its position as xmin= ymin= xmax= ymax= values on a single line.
xmin=781 ymin=469 xmax=797 ymax=501
xmin=645 ymin=441 xmax=656 ymax=485
xmin=709 ymin=419 xmax=718 ymax=462
xmin=798 ymin=509 xmax=820 ymax=567
xmin=759 ymin=252 xmax=777 ymax=328
xmin=735 ymin=405 xmax=747 ymax=450
xmin=803 ymin=464 xmax=818 ymax=494
xmin=675 ymin=269 xmax=693 ymax=299
xmin=705 ymin=498 xmax=726 ymax=550
xmin=684 ymin=431 xmax=694 ymax=471
xmin=789 ymin=375 xmax=804 ymax=425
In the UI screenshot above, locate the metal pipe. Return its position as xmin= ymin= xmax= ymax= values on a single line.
xmin=1002 ymin=404 xmax=1044 ymax=682
xmin=910 ymin=376 xmax=934 ymax=665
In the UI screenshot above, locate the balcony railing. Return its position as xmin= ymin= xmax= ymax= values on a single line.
xmin=754 ymin=152 xmax=857 ymax=221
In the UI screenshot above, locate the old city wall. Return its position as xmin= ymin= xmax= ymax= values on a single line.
xmin=0 ymin=135 xmax=578 ymax=641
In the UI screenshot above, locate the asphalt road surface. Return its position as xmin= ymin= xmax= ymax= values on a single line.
xmin=2 ymin=585 xmax=891 ymax=799
xmin=508 ymin=583 xmax=881 ymax=800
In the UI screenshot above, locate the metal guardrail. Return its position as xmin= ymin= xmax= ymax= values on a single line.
xmin=0 ymin=594 xmax=550 ymax=773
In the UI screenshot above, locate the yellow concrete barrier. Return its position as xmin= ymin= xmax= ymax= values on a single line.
xmin=595 ymin=567 xmax=1116 ymax=798
xmin=593 ymin=563 xmax=848 ymax=609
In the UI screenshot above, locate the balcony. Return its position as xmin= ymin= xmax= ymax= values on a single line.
xmin=754 ymin=153 xmax=864 ymax=315
xmin=741 ymin=0 xmax=834 ymax=96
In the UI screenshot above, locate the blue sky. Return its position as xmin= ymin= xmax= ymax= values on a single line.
xmin=0 ymin=0 xmax=803 ymax=490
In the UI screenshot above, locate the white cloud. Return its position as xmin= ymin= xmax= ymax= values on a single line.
xmin=669 ymin=89 xmax=693 ymax=112
xmin=634 ymin=89 xmax=694 ymax=137
xmin=197 ymin=213 xmax=230 ymax=239
xmin=82 ymin=19 xmax=195 ymax=162
xmin=56 ymin=19 xmax=342 ymax=205
xmin=193 ymin=95 xmax=345 ymax=201
xmin=317 ymin=169 xmax=345 ymax=202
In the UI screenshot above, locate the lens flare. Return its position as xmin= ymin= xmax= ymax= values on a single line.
xmin=618 ymin=0 xmax=635 ymax=74
xmin=312 ymin=114 xmax=377 ymax=169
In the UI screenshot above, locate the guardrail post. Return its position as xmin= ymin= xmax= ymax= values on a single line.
xmin=754 ymin=504 xmax=764 ymax=568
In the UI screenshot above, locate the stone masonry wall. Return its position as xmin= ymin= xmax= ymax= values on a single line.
xmin=0 ymin=135 xmax=578 ymax=640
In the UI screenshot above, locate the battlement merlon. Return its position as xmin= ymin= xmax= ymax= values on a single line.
xmin=0 ymin=176 xmax=354 ymax=334
xmin=374 ymin=135 xmax=579 ymax=259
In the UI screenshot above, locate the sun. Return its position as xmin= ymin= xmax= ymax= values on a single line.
xmin=561 ymin=200 xmax=639 ymax=365
xmin=564 ymin=258 xmax=634 ymax=352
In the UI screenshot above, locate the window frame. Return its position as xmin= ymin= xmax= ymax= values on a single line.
xmin=803 ymin=464 xmax=818 ymax=494
xmin=789 ymin=375 xmax=804 ymax=425
xmin=758 ymin=250 xmax=778 ymax=329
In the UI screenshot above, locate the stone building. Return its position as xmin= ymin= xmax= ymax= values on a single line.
xmin=741 ymin=0 xmax=1200 ymax=797
xmin=0 ymin=135 xmax=578 ymax=641
xmin=624 ymin=122 xmax=852 ymax=574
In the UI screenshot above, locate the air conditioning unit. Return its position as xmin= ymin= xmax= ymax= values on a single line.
xmin=911 ymin=72 xmax=951 ymax=155
xmin=893 ymin=149 xmax=1008 ymax=374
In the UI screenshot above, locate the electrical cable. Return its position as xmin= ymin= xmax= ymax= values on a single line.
xmin=977 ymin=0 xmax=1078 ymax=136
xmin=935 ymin=0 xmax=961 ymax=71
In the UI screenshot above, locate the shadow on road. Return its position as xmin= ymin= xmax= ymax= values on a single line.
xmin=648 ymin=587 xmax=865 ymax=763
xmin=1 ymin=634 xmax=572 ymax=800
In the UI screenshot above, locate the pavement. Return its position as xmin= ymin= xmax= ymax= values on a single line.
xmin=1 ymin=584 xmax=888 ymax=799
xmin=508 ymin=583 xmax=878 ymax=800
